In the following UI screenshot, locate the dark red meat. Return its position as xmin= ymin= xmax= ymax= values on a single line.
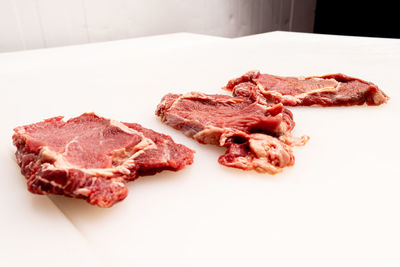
xmin=224 ymin=70 xmax=389 ymax=106
xmin=13 ymin=113 xmax=194 ymax=207
xmin=156 ymin=92 xmax=307 ymax=174
xmin=156 ymin=92 xmax=294 ymax=140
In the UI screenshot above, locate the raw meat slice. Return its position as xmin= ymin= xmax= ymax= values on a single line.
xmin=224 ymin=70 xmax=389 ymax=106
xmin=156 ymin=92 xmax=308 ymax=174
xmin=12 ymin=113 xmax=194 ymax=207
xmin=156 ymin=92 xmax=295 ymax=140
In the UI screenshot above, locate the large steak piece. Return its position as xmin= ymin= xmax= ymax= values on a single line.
xmin=156 ymin=92 xmax=308 ymax=174
xmin=224 ymin=70 xmax=389 ymax=106
xmin=12 ymin=113 xmax=194 ymax=207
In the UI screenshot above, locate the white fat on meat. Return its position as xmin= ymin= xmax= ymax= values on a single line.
xmin=39 ymin=123 xmax=156 ymax=177
xmin=247 ymin=134 xmax=294 ymax=174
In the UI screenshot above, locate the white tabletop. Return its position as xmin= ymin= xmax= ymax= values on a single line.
xmin=1 ymin=31 xmax=400 ymax=267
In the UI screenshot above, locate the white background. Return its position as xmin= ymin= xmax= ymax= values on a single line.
xmin=0 ymin=0 xmax=316 ymax=52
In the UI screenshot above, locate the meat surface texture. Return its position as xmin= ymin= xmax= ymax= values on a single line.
xmin=12 ymin=113 xmax=194 ymax=207
xmin=224 ymin=70 xmax=389 ymax=106
xmin=156 ymin=92 xmax=308 ymax=174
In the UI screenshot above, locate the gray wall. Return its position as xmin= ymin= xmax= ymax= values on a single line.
xmin=0 ymin=0 xmax=316 ymax=53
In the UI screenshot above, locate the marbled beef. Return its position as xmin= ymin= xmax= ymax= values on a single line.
xmin=12 ymin=113 xmax=194 ymax=207
xmin=156 ymin=92 xmax=308 ymax=174
xmin=224 ymin=70 xmax=389 ymax=106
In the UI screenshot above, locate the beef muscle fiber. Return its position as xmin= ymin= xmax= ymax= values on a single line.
xmin=224 ymin=70 xmax=389 ymax=106
xmin=12 ymin=113 xmax=194 ymax=207
xmin=156 ymin=92 xmax=308 ymax=174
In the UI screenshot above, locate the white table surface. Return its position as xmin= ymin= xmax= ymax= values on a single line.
xmin=1 ymin=31 xmax=400 ymax=267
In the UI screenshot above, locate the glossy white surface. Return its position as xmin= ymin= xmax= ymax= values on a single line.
xmin=1 ymin=32 xmax=399 ymax=267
